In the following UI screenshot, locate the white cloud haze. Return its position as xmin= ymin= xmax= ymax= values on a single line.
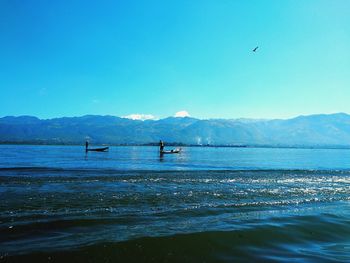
xmin=174 ymin=110 xmax=190 ymax=118
xmin=123 ymin=114 xmax=157 ymax=121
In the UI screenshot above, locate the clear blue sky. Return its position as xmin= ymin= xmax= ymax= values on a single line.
xmin=0 ymin=0 xmax=349 ymax=119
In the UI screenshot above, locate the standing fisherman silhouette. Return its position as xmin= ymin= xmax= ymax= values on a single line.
xmin=85 ymin=141 xmax=89 ymax=152
xmin=159 ymin=140 xmax=164 ymax=153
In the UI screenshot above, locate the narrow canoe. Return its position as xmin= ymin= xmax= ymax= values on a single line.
xmin=87 ymin=147 xmax=109 ymax=152
xmin=161 ymin=149 xmax=181 ymax=154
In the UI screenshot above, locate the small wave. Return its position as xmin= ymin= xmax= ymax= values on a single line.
xmin=2 ymin=166 xmax=350 ymax=174
xmin=2 ymin=212 xmax=350 ymax=262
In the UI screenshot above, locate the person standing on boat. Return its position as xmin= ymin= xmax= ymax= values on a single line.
xmin=85 ymin=141 xmax=89 ymax=152
xmin=159 ymin=140 xmax=164 ymax=153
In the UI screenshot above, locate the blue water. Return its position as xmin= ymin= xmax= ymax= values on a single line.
xmin=2 ymin=145 xmax=350 ymax=171
xmin=1 ymin=145 xmax=350 ymax=262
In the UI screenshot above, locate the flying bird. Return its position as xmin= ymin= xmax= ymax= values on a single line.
xmin=252 ymin=46 xmax=258 ymax=52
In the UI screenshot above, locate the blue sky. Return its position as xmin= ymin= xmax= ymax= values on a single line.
xmin=0 ymin=0 xmax=349 ymax=119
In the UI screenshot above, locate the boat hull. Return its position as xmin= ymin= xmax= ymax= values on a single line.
xmin=160 ymin=149 xmax=181 ymax=154
xmin=86 ymin=147 xmax=109 ymax=152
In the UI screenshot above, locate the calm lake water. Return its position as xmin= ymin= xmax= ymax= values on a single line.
xmin=1 ymin=145 xmax=350 ymax=262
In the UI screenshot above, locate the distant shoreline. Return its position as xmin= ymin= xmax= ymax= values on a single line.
xmin=2 ymin=113 xmax=350 ymax=148
xmin=1 ymin=142 xmax=350 ymax=150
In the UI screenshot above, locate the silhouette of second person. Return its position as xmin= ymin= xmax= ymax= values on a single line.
xmin=159 ymin=140 xmax=164 ymax=153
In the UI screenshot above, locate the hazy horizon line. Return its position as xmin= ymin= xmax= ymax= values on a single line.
xmin=1 ymin=112 xmax=349 ymax=122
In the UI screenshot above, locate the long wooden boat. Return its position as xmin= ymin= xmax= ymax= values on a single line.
xmin=160 ymin=148 xmax=181 ymax=154
xmin=86 ymin=147 xmax=109 ymax=152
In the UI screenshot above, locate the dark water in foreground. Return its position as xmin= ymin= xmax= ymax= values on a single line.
xmin=1 ymin=145 xmax=350 ymax=262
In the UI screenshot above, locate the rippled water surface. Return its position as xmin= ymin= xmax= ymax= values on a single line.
xmin=1 ymin=145 xmax=350 ymax=262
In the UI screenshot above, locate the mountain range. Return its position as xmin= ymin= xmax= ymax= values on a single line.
xmin=1 ymin=113 xmax=350 ymax=147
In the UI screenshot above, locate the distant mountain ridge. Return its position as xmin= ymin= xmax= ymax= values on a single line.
xmin=1 ymin=113 xmax=350 ymax=147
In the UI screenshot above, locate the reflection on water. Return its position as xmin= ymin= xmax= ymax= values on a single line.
xmin=2 ymin=145 xmax=350 ymax=261
xmin=2 ymin=145 xmax=350 ymax=171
